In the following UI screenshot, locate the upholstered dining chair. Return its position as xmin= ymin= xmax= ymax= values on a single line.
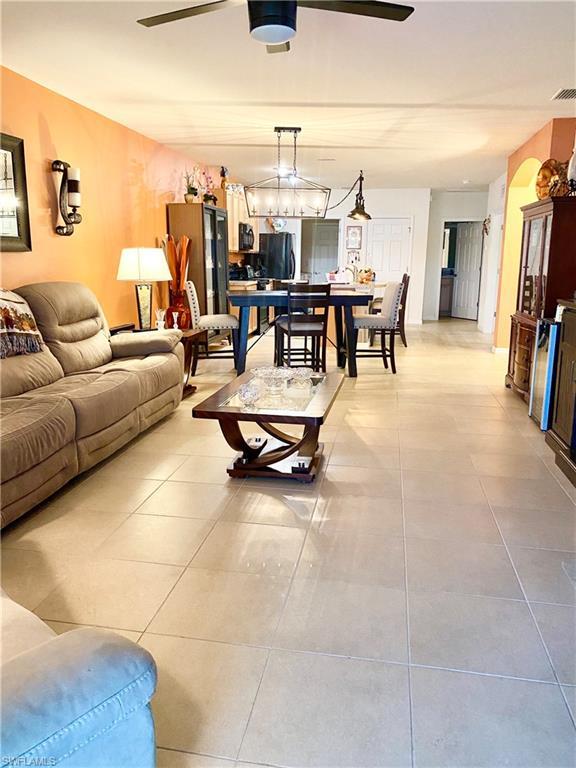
xmin=368 ymin=273 xmax=410 ymax=348
xmin=275 ymin=283 xmax=331 ymax=372
xmin=351 ymin=281 xmax=404 ymax=373
xmin=185 ymin=280 xmax=239 ymax=367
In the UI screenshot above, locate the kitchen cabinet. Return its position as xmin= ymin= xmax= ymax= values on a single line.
xmin=215 ymin=186 xmax=259 ymax=255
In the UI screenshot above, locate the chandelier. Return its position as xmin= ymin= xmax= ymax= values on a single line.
xmin=244 ymin=127 xmax=331 ymax=219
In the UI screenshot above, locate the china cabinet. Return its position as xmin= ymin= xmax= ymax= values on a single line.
xmin=505 ymin=197 xmax=576 ymax=401
xmin=167 ymin=203 xmax=229 ymax=318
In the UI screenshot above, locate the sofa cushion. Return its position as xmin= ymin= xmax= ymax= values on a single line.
xmin=16 ymin=282 xmax=112 ymax=374
xmin=1 ymin=443 xmax=78 ymax=528
xmin=0 ymin=396 xmax=76 ymax=482
xmin=28 ymin=371 xmax=140 ymax=439
xmin=96 ymin=353 xmax=182 ymax=404
xmin=1 ymin=590 xmax=55 ymax=663
xmin=0 ymin=344 xmax=64 ymax=397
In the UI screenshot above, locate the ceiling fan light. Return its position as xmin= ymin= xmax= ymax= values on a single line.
xmin=250 ymin=24 xmax=296 ymax=44
xmin=248 ymin=0 xmax=297 ymax=44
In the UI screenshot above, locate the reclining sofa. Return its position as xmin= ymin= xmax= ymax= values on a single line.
xmin=1 ymin=281 xmax=184 ymax=527
xmin=1 ymin=588 xmax=157 ymax=766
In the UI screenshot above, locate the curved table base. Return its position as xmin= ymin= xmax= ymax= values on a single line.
xmin=218 ymin=419 xmax=323 ymax=483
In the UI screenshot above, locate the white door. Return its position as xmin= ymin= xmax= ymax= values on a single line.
xmin=452 ymin=222 xmax=484 ymax=320
xmin=366 ymin=219 xmax=412 ymax=283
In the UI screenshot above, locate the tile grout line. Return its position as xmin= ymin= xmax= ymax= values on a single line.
xmin=482 ymin=492 xmax=576 ymax=731
xmin=400 ymin=469 xmax=416 ymax=768
xmin=232 ymin=478 xmax=320 ymax=763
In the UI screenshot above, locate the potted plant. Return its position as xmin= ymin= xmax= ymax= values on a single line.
xmin=183 ymin=170 xmax=198 ymax=203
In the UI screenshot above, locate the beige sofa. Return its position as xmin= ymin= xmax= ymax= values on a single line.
xmin=1 ymin=282 xmax=183 ymax=527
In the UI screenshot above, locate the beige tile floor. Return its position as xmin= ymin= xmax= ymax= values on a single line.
xmin=3 ymin=319 xmax=576 ymax=767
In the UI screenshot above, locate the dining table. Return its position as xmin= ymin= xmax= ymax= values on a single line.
xmin=227 ymin=286 xmax=373 ymax=377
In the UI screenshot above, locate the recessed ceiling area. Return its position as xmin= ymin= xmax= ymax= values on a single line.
xmin=2 ymin=1 xmax=575 ymax=189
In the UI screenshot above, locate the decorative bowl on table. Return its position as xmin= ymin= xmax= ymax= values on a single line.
xmin=251 ymin=366 xmax=292 ymax=396
xmin=238 ymin=380 xmax=263 ymax=409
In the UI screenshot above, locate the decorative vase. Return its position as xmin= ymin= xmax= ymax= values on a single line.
xmin=184 ymin=192 xmax=197 ymax=204
xmin=166 ymin=290 xmax=191 ymax=329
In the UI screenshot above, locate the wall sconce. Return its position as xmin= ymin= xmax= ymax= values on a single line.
xmin=52 ymin=160 xmax=82 ymax=236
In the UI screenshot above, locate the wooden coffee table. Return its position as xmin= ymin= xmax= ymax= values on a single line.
xmin=192 ymin=371 xmax=344 ymax=483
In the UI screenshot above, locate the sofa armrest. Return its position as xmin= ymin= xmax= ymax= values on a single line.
xmin=110 ymin=329 xmax=182 ymax=357
xmin=1 ymin=628 xmax=157 ymax=765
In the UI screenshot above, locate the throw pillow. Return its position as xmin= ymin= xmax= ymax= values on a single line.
xmin=0 ymin=289 xmax=43 ymax=358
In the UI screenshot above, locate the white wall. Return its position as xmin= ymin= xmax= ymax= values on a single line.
xmin=423 ymin=190 xmax=489 ymax=321
xmin=326 ymin=187 xmax=432 ymax=325
xmin=477 ymin=173 xmax=506 ymax=334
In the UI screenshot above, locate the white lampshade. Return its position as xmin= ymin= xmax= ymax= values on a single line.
xmin=117 ymin=248 xmax=172 ymax=282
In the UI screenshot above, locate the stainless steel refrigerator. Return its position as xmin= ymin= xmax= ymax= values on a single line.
xmin=258 ymin=233 xmax=295 ymax=279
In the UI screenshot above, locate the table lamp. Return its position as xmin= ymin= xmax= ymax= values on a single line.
xmin=117 ymin=247 xmax=172 ymax=329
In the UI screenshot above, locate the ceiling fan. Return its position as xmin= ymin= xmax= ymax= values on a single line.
xmin=137 ymin=0 xmax=414 ymax=53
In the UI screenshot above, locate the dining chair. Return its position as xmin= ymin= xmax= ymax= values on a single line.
xmin=185 ymin=280 xmax=239 ymax=367
xmin=351 ymin=281 xmax=404 ymax=373
xmin=368 ymin=273 xmax=410 ymax=348
xmin=275 ymin=283 xmax=331 ymax=372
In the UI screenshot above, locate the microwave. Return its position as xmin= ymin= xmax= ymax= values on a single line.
xmin=238 ymin=223 xmax=255 ymax=251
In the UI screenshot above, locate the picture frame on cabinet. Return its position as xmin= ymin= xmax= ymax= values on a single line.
xmin=0 ymin=133 xmax=32 ymax=252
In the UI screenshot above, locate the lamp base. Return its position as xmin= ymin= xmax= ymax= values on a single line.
xmin=135 ymin=283 xmax=152 ymax=329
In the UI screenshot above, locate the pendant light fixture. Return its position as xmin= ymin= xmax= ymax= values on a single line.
xmin=244 ymin=127 xmax=331 ymax=219
xmin=347 ymin=171 xmax=371 ymax=220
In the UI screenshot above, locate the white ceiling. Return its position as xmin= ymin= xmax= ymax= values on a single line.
xmin=2 ymin=0 xmax=575 ymax=189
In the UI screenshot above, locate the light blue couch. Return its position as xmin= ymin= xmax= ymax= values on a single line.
xmin=1 ymin=591 xmax=157 ymax=766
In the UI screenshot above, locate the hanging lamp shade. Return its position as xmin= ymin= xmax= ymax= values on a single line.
xmin=348 ymin=171 xmax=371 ymax=220
xmin=244 ymin=174 xmax=331 ymax=219
xmin=244 ymin=127 xmax=331 ymax=219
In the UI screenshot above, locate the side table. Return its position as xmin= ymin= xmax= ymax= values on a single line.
xmin=180 ymin=328 xmax=206 ymax=397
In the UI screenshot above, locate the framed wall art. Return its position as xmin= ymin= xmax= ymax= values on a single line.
xmin=346 ymin=224 xmax=362 ymax=250
xmin=0 ymin=133 xmax=32 ymax=252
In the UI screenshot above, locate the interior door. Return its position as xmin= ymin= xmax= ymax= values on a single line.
xmin=366 ymin=219 xmax=411 ymax=282
xmin=452 ymin=222 xmax=484 ymax=320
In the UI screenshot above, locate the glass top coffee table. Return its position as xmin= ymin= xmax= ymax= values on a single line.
xmin=192 ymin=370 xmax=344 ymax=483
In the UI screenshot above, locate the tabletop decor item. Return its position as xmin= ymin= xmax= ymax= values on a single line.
xmin=183 ymin=169 xmax=198 ymax=203
xmin=155 ymin=308 xmax=166 ymax=330
xmin=117 ymin=247 xmax=172 ymax=329
xmin=237 ymin=380 xmax=263 ymax=409
xmin=535 ymin=159 xmax=569 ymax=200
xmin=164 ymin=234 xmax=191 ymax=329
xmin=1 ymin=134 xmax=31 ymax=251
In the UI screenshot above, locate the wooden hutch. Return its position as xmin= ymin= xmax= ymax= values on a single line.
xmin=506 ymin=197 xmax=576 ymax=401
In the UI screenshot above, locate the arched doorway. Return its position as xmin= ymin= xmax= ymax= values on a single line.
xmin=494 ymin=157 xmax=541 ymax=348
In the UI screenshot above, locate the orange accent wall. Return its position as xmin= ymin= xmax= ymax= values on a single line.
xmin=494 ymin=117 xmax=576 ymax=348
xmin=0 ymin=67 xmax=217 ymax=326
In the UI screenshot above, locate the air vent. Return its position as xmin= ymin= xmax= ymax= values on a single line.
xmin=551 ymin=88 xmax=576 ymax=100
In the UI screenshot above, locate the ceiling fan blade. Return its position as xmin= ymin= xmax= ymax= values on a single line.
xmin=137 ymin=0 xmax=238 ymax=28
xmin=297 ymin=0 xmax=414 ymax=22
xmin=266 ymin=42 xmax=291 ymax=54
